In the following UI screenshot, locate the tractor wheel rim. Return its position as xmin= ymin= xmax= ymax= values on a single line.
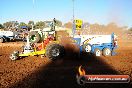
xmin=30 ymin=35 xmax=37 ymax=42
xmin=51 ymin=48 xmax=60 ymax=57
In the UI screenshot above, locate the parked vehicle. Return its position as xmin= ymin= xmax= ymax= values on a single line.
xmin=0 ymin=31 xmax=15 ymax=43
xmin=73 ymin=33 xmax=118 ymax=56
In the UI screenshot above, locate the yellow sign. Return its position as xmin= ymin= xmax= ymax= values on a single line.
xmin=75 ymin=19 xmax=83 ymax=30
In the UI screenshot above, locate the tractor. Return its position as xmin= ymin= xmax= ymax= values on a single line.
xmin=10 ymin=18 xmax=65 ymax=60
xmin=10 ymin=35 xmax=65 ymax=60
xmin=29 ymin=18 xmax=57 ymax=43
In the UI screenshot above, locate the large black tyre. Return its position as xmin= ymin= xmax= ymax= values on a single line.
xmin=29 ymin=31 xmax=40 ymax=43
xmin=46 ymin=43 xmax=65 ymax=60
xmin=102 ymin=48 xmax=111 ymax=56
xmin=0 ymin=38 xmax=4 ymax=43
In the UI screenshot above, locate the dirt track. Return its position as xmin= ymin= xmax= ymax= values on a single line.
xmin=0 ymin=40 xmax=132 ymax=88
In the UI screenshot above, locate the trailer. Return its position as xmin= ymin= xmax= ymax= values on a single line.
xmin=73 ymin=33 xmax=117 ymax=56
xmin=0 ymin=31 xmax=15 ymax=43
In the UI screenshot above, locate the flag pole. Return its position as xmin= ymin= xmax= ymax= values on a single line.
xmin=72 ymin=0 xmax=75 ymax=37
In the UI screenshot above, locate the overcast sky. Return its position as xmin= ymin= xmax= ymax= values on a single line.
xmin=0 ymin=0 xmax=132 ymax=27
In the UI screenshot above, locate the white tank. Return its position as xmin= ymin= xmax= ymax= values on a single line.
xmin=74 ymin=35 xmax=112 ymax=45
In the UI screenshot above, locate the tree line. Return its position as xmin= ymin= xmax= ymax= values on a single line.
xmin=0 ymin=20 xmax=132 ymax=32
xmin=0 ymin=19 xmax=62 ymax=31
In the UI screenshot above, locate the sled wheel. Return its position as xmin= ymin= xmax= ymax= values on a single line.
xmin=10 ymin=51 xmax=19 ymax=60
xmin=83 ymin=44 xmax=92 ymax=52
xmin=0 ymin=38 xmax=4 ymax=43
xmin=103 ymin=48 xmax=111 ymax=56
xmin=94 ymin=48 xmax=102 ymax=56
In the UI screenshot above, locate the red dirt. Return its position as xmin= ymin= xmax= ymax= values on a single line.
xmin=0 ymin=32 xmax=132 ymax=88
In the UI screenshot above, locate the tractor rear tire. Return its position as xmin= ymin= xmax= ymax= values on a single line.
xmin=46 ymin=43 xmax=65 ymax=60
xmin=29 ymin=31 xmax=40 ymax=43
xmin=0 ymin=38 xmax=4 ymax=43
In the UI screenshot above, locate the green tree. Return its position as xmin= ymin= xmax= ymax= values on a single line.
xmin=3 ymin=21 xmax=19 ymax=31
xmin=55 ymin=20 xmax=62 ymax=27
xmin=0 ymin=24 xmax=4 ymax=29
xmin=19 ymin=22 xmax=27 ymax=28
xmin=14 ymin=21 xmax=19 ymax=28
xmin=35 ymin=21 xmax=45 ymax=29
xmin=28 ymin=21 xmax=34 ymax=29
xmin=11 ymin=21 xmax=19 ymax=31
xmin=3 ymin=21 xmax=13 ymax=30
